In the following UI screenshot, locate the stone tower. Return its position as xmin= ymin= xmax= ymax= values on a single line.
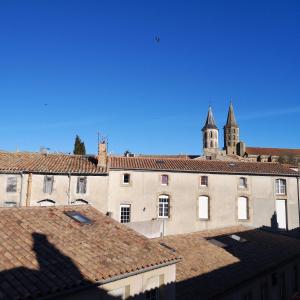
xmin=202 ymin=106 xmax=219 ymax=153
xmin=224 ymin=103 xmax=239 ymax=155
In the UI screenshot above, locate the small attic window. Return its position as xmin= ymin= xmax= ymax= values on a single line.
xmin=229 ymin=163 xmax=236 ymax=166
xmin=64 ymin=211 xmax=93 ymax=225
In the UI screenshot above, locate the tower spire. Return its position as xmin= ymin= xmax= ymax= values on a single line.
xmin=202 ymin=106 xmax=218 ymax=131
xmin=225 ymin=102 xmax=237 ymax=127
xmin=224 ymin=102 xmax=239 ymax=155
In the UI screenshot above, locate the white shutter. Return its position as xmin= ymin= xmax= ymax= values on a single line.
xmin=199 ymin=196 xmax=209 ymax=219
xmin=276 ymin=199 xmax=287 ymax=229
xmin=238 ymin=197 xmax=248 ymax=220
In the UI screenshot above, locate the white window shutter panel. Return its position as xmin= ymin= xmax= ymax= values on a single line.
xmin=238 ymin=197 xmax=248 ymax=220
xmin=199 ymin=196 xmax=209 ymax=219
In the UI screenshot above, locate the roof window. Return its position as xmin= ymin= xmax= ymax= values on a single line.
xmin=64 ymin=211 xmax=93 ymax=225
xmin=229 ymin=234 xmax=247 ymax=243
xmin=159 ymin=242 xmax=176 ymax=252
xmin=156 ymin=160 xmax=165 ymax=164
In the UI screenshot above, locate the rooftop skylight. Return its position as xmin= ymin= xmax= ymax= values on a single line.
xmin=229 ymin=234 xmax=247 ymax=243
xmin=64 ymin=211 xmax=93 ymax=225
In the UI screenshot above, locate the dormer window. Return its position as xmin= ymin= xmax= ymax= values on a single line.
xmin=123 ymin=173 xmax=130 ymax=184
xmin=239 ymin=177 xmax=247 ymax=188
xmin=161 ymin=175 xmax=168 ymax=185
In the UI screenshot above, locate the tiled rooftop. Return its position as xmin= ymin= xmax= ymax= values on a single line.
xmin=156 ymin=226 xmax=300 ymax=299
xmin=0 ymin=151 xmax=106 ymax=174
xmin=0 ymin=205 xmax=179 ymax=300
xmin=246 ymin=146 xmax=300 ymax=157
xmin=109 ymin=156 xmax=297 ymax=176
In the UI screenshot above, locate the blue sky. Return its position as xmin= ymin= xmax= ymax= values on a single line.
xmin=0 ymin=0 xmax=300 ymax=155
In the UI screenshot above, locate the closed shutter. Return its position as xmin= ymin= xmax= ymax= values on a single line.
xmin=238 ymin=197 xmax=248 ymax=220
xmin=199 ymin=196 xmax=209 ymax=219
xmin=276 ymin=199 xmax=287 ymax=229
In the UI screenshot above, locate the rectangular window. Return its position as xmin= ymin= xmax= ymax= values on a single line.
xmin=6 ymin=176 xmax=17 ymax=193
xmin=76 ymin=177 xmax=87 ymax=194
xmin=161 ymin=174 xmax=168 ymax=185
xmin=120 ymin=204 xmax=131 ymax=223
xmin=238 ymin=197 xmax=248 ymax=220
xmin=239 ymin=177 xmax=247 ymax=188
xmin=123 ymin=173 xmax=130 ymax=184
xmin=199 ymin=196 xmax=209 ymax=219
xmin=200 ymin=176 xmax=208 ymax=186
xmin=43 ymin=175 xmax=54 ymax=194
xmin=276 ymin=179 xmax=286 ymax=195
xmin=158 ymin=196 xmax=169 ymax=218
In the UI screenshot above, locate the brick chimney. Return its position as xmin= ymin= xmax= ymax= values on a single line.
xmin=97 ymin=141 xmax=107 ymax=168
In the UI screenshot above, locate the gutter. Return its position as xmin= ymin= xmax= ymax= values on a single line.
xmin=109 ymin=168 xmax=297 ymax=178
xmin=95 ymin=258 xmax=180 ymax=285
xmin=39 ymin=259 xmax=180 ymax=300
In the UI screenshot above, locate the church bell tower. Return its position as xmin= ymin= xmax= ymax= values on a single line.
xmin=224 ymin=103 xmax=239 ymax=155
xmin=202 ymin=106 xmax=219 ymax=154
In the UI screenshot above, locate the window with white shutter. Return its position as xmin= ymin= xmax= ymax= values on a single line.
xmin=199 ymin=196 xmax=209 ymax=220
xmin=238 ymin=197 xmax=248 ymax=220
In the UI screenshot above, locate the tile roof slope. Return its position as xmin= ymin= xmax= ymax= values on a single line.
xmin=246 ymin=147 xmax=300 ymax=156
xmin=0 ymin=205 xmax=179 ymax=300
xmin=109 ymin=156 xmax=297 ymax=176
xmin=156 ymin=226 xmax=300 ymax=300
xmin=0 ymin=151 xmax=106 ymax=174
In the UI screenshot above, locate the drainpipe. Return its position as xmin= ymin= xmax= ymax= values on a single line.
xmin=67 ymin=172 xmax=71 ymax=205
xmin=19 ymin=171 xmax=23 ymax=207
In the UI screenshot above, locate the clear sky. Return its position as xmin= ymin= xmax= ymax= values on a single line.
xmin=0 ymin=0 xmax=300 ymax=155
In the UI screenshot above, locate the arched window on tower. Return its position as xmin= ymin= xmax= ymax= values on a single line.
xmin=210 ymin=132 xmax=213 ymax=138
xmin=210 ymin=141 xmax=213 ymax=148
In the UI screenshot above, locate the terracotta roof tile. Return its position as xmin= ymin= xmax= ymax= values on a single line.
xmin=0 ymin=205 xmax=178 ymax=299
xmin=156 ymin=226 xmax=300 ymax=299
xmin=109 ymin=156 xmax=297 ymax=176
xmin=0 ymin=151 xmax=106 ymax=174
xmin=246 ymin=147 xmax=300 ymax=157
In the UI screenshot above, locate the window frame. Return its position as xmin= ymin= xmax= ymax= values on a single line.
xmin=120 ymin=204 xmax=131 ymax=223
xmin=123 ymin=173 xmax=131 ymax=185
xmin=161 ymin=174 xmax=169 ymax=186
xmin=200 ymin=176 xmax=208 ymax=187
xmin=239 ymin=177 xmax=247 ymax=189
xmin=158 ymin=195 xmax=169 ymax=219
xmin=275 ymin=179 xmax=287 ymax=195
xmin=43 ymin=175 xmax=54 ymax=194
xmin=6 ymin=176 xmax=17 ymax=193
xmin=76 ymin=176 xmax=87 ymax=194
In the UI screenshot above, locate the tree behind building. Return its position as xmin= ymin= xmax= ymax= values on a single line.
xmin=73 ymin=135 xmax=86 ymax=155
